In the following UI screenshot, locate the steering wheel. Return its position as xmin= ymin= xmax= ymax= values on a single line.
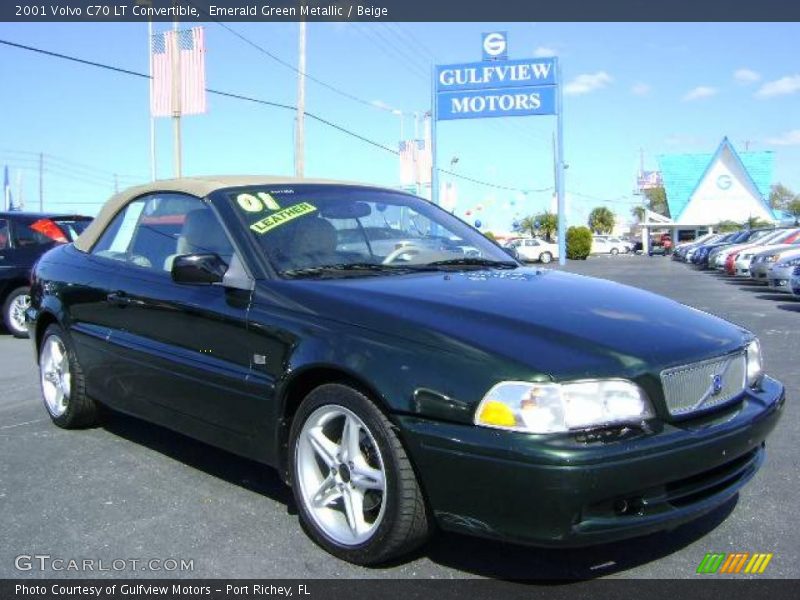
xmin=382 ymin=245 xmax=423 ymax=265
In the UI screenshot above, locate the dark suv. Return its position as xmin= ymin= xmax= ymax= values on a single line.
xmin=0 ymin=212 xmax=92 ymax=337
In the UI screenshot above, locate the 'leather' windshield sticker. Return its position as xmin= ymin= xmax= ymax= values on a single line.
xmin=249 ymin=202 xmax=318 ymax=234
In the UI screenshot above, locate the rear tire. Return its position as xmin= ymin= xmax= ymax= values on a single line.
xmin=289 ymin=383 xmax=430 ymax=565
xmin=3 ymin=286 xmax=30 ymax=339
xmin=610 ymin=247 xmax=619 ymax=256
xmin=539 ymin=252 xmax=552 ymax=264
xmin=39 ymin=324 xmax=98 ymax=428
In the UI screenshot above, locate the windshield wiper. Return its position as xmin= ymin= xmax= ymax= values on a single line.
xmin=281 ymin=262 xmax=422 ymax=279
xmin=422 ymin=257 xmax=518 ymax=270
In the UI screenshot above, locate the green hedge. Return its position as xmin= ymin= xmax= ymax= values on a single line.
xmin=566 ymin=226 xmax=592 ymax=260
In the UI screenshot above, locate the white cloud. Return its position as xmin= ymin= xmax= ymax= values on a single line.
xmin=682 ymin=86 xmax=718 ymax=101
xmin=563 ymin=71 xmax=612 ymax=96
xmin=764 ymin=129 xmax=800 ymax=146
xmin=734 ymin=68 xmax=761 ymax=85
xmin=532 ymin=46 xmax=557 ymax=58
xmin=631 ymin=82 xmax=651 ymax=96
xmin=755 ymin=75 xmax=800 ymax=98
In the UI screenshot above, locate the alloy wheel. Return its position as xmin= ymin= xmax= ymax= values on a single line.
xmin=9 ymin=293 xmax=30 ymax=334
xmin=40 ymin=335 xmax=71 ymax=417
xmin=295 ymin=405 xmax=387 ymax=546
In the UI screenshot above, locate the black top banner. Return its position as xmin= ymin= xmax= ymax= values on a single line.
xmin=3 ymin=0 xmax=800 ymax=22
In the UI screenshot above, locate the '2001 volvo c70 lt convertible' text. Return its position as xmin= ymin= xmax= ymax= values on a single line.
xmin=28 ymin=177 xmax=784 ymax=565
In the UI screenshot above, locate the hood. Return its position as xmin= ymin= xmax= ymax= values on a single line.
xmin=753 ymin=244 xmax=800 ymax=258
xmin=265 ymin=268 xmax=749 ymax=380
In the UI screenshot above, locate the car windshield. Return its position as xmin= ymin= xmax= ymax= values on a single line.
xmin=226 ymin=185 xmax=516 ymax=278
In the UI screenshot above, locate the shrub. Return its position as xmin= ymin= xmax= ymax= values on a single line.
xmin=566 ymin=226 xmax=592 ymax=260
xmin=484 ymin=231 xmax=496 ymax=241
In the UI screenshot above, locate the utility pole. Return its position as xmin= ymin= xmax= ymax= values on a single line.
xmin=38 ymin=152 xmax=43 ymax=211
xmin=294 ymin=21 xmax=306 ymax=178
xmin=16 ymin=170 xmax=23 ymax=211
xmin=171 ymin=17 xmax=182 ymax=178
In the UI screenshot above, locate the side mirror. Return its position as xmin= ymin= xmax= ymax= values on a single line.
xmin=503 ymin=246 xmax=520 ymax=260
xmin=171 ymin=253 xmax=228 ymax=285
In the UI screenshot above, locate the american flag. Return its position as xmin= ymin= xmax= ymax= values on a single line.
xmin=399 ymin=141 xmax=415 ymax=186
xmin=414 ymin=139 xmax=432 ymax=186
xmin=151 ymin=27 xmax=207 ymax=117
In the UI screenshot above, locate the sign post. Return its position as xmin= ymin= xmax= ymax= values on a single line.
xmin=432 ymin=33 xmax=566 ymax=264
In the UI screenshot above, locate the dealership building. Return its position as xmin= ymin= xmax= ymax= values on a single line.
xmin=640 ymin=137 xmax=778 ymax=248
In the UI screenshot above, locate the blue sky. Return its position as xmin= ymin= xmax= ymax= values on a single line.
xmin=0 ymin=21 xmax=798 ymax=233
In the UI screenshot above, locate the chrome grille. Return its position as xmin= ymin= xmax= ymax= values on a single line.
xmin=660 ymin=352 xmax=746 ymax=417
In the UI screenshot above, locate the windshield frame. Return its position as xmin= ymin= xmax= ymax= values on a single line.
xmin=216 ymin=184 xmax=520 ymax=280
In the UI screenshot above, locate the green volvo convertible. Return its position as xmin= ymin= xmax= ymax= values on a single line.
xmin=28 ymin=177 xmax=784 ymax=564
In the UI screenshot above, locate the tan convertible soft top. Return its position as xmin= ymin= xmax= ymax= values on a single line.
xmin=73 ymin=175 xmax=380 ymax=252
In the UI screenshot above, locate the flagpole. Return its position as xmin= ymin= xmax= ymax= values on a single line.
xmin=171 ymin=16 xmax=182 ymax=178
xmin=295 ymin=21 xmax=307 ymax=178
xmin=148 ymin=17 xmax=157 ymax=181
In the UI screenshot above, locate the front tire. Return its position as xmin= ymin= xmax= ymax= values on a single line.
xmin=39 ymin=324 xmax=98 ymax=428
xmin=539 ymin=251 xmax=552 ymax=264
xmin=610 ymin=247 xmax=619 ymax=256
xmin=3 ymin=286 xmax=31 ymax=338
xmin=289 ymin=384 xmax=430 ymax=565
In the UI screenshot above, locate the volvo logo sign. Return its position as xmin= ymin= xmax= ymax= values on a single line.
xmin=482 ymin=32 xmax=508 ymax=61
xmin=711 ymin=374 xmax=723 ymax=395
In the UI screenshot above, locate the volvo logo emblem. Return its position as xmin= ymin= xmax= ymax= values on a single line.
xmin=711 ymin=374 xmax=723 ymax=395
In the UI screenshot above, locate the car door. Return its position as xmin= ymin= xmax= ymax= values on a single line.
xmin=95 ymin=193 xmax=265 ymax=449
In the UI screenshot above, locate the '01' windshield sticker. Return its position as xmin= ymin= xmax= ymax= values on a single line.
xmin=250 ymin=202 xmax=318 ymax=234
xmin=236 ymin=192 xmax=282 ymax=212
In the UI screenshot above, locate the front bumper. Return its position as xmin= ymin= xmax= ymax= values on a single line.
xmin=398 ymin=376 xmax=784 ymax=547
xmin=750 ymin=263 xmax=773 ymax=282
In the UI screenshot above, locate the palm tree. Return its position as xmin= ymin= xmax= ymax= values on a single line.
xmin=631 ymin=205 xmax=646 ymax=223
xmin=517 ymin=216 xmax=537 ymax=237
xmin=588 ymin=206 xmax=616 ymax=234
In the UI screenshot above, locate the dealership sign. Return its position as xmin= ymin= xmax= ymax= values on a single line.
xmin=435 ymin=55 xmax=558 ymax=120
xmin=430 ymin=32 xmax=566 ymax=264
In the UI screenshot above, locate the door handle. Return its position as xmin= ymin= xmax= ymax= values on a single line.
xmin=107 ymin=291 xmax=132 ymax=307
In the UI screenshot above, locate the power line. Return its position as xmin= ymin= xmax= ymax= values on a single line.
xmin=0 ymin=37 xmax=554 ymax=196
xmin=186 ymin=0 xmax=413 ymax=116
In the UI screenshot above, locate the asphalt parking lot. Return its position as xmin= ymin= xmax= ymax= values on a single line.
xmin=1 ymin=255 xmax=797 ymax=580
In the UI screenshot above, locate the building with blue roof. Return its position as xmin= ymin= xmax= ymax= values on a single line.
xmin=656 ymin=137 xmax=776 ymax=227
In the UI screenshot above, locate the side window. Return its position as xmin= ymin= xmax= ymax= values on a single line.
xmin=12 ymin=219 xmax=53 ymax=247
xmin=92 ymin=194 xmax=234 ymax=273
xmin=91 ymin=199 xmax=147 ymax=262
xmin=0 ymin=219 xmax=9 ymax=250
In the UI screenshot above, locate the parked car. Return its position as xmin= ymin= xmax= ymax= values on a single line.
xmin=690 ymin=231 xmax=742 ymax=268
xmin=767 ymin=250 xmax=800 ymax=292
xmin=28 ymin=177 xmax=784 ymax=565
xmin=0 ymin=212 xmax=92 ymax=338
xmin=717 ymin=229 xmax=795 ymax=274
xmin=672 ymin=232 xmax=719 ymax=262
xmin=649 ymin=233 xmax=673 ymax=256
xmin=731 ymin=229 xmax=800 ymax=277
xmin=750 ymin=241 xmax=800 ymax=283
xmin=506 ymin=237 xmax=559 ymax=263
xmin=790 ymin=265 xmax=800 ymax=298
xmin=709 ymin=229 xmax=775 ymax=271
xmin=591 ymin=235 xmax=631 ymax=255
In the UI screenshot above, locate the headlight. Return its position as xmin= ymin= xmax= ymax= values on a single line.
xmin=766 ymin=255 xmax=778 ymax=263
xmin=746 ymin=339 xmax=763 ymax=388
xmin=474 ymin=379 xmax=653 ymax=433
xmin=778 ymin=257 xmax=800 ymax=268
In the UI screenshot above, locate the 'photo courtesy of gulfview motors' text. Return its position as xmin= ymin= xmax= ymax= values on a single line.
xmin=0 ymin=0 xmax=798 ymax=594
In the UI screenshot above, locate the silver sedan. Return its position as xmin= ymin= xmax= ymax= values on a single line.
xmin=767 ymin=249 xmax=800 ymax=292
